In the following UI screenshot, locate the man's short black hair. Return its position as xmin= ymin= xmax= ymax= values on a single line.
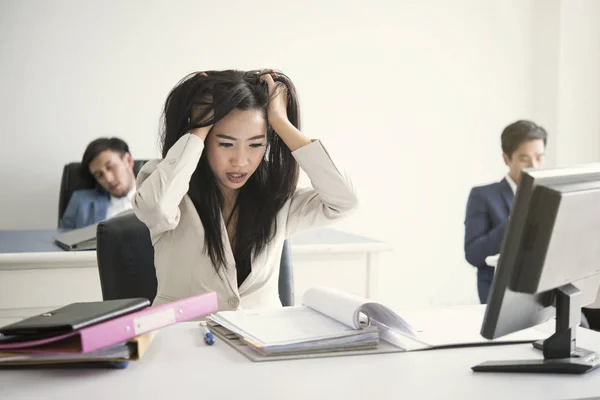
xmin=501 ymin=120 xmax=548 ymax=159
xmin=81 ymin=137 xmax=131 ymax=180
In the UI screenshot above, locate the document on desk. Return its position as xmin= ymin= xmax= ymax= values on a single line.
xmin=395 ymin=306 xmax=548 ymax=348
xmin=208 ymin=287 xmax=549 ymax=361
xmin=485 ymin=254 xmax=499 ymax=267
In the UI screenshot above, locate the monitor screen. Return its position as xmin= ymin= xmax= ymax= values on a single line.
xmin=481 ymin=164 xmax=600 ymax=340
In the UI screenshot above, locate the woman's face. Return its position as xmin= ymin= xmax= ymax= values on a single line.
xmin=205 ymin=108 xmax=268 ymax=195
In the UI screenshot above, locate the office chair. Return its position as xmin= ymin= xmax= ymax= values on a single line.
xmin=96 ymin=212 xmax=295 ymax=306
xmin=58 ymin=160 xmax=147 ymax=226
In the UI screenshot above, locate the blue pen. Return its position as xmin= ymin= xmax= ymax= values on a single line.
xmin=199 ymin=321 xmax=215 ymax=345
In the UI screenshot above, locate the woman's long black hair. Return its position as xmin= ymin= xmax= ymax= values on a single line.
xmin=160 ymin=70 xmax=300 ymax=278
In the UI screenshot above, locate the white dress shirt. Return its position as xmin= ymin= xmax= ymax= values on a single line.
xmin=505 ymin=174 xmax=517 ymax=194
xmin=106 ymin=186 xmax=136 ymax=219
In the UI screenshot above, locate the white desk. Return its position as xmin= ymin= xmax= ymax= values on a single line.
xmin=0 ymin=228 xmax=391 ymax=312
xmin=0 ymin=320 xmax=599 ymax=400
xmin=0 ymin=230 xmax=100 ymax=312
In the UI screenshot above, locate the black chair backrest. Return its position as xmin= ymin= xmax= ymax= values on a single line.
xmin=96 ymin=212 xmax=295 ymax=306
xmin=278 ymin=240 xmax=294 ymax=306
xmin=58 ymin=160 xmax=147 ymax=226
xmin=96 ymin=213 xmax=157 ymax=302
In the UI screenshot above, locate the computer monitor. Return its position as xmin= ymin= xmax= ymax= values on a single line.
xmin=473 ymin=163 xmax=600 ymax=374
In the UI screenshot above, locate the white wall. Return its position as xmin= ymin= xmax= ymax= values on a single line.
xmin=555 ymin=0 xmax=600 ymax=166
xmin=1 ymin=0 xmax=599 ymax=309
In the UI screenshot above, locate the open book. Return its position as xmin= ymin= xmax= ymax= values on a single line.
xmin=208 ymin=287 xmax=549 ymax=361
xmin=485 ymin=254 xmax=500 ymax=267
xmin=54 ymin=223 xmax=98 ymax=251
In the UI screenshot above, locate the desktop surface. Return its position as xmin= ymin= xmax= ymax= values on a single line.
xmin=290 ymin=228 xmax=381 ymax=245
xmin=0 ymin=230 xmax=68 ymax=254
xmin=1 ymin=321 xmax=600 ymax=400
xmin=0 ymin=228 xmax=384 ymax=255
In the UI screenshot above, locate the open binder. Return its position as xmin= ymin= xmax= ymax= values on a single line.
xmin=208 ymin=287 xmax=550 ymax=362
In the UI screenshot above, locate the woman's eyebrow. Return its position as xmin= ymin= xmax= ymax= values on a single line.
xmin=247 ymin=134 xmax=266 ymax=141
xmin=215 ymin=133 xmax=266 ymax=141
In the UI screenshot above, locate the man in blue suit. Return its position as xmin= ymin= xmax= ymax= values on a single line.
xmin=60 ymin=137 xmax=137 ymax=229
xmin=464 ymin=120 xmax=548 ymax=304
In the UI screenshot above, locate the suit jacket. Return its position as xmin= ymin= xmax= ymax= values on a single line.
xmin=133 ymin=134 xmax=358 ymax=311
xmin=464 ymin=178 xmax=514 ymax=301
xmin=59 ymin=188 xmax=109 ymax=229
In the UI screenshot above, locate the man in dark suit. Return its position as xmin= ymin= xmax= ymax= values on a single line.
xmin=464 ymin=120 xmax=548 ymax=304
xmin=60 ymin=137 xmax=136 ymax=229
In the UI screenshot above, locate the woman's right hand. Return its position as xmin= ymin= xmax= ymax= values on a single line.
xmin=189 ymin=72 xmax=214 ymax=140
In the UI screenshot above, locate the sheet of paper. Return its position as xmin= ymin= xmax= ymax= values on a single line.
xmin=302 ymin=286 xmax=365 ymax=329
xmin=397 ymin=306 xmax=547 ymax=347
xmin=303 ymin=287 xmax=416 ymax=337
xmin=210 ymin=306 xmax=361 ymax=346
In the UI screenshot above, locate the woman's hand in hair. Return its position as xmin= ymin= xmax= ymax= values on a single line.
xmin=189 ymin=74 xmax=214 ymax=140
xmin=260 ymin=70 xmax=289 ymax=130
xmin=188 ymin=103 xmax=213 ymax=140
xmin=260 ymin=69 xmax=311 ymax=152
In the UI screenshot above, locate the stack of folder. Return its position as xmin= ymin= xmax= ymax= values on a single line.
xmin=0 ymin=292 xmax=218 ymax=368
xmin=210 ymin=307 xmax=380 ymax=356
xmin=207 ymin=287 xmax=551 ymax=362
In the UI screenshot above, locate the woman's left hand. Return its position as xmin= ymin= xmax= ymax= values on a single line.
xmin=260 ymin=70 xmax=289 ymax=128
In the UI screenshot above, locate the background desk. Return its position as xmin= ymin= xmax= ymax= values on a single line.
xmin=289 ymin=228 xmax=391 ymax=301
xmin=0 ymin=228 xmax=391 ymax=313
xmin=0 ymin=230 xmax=99 ymax=313
xmin=0 ymin=319 xmax=599 ymax=400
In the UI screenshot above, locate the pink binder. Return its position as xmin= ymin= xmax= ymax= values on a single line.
xmin=0 ymin=292 xmax=218 ymax=353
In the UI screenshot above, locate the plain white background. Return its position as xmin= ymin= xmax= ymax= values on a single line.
xmin=1 ymin=0 xmax=599 ymax=308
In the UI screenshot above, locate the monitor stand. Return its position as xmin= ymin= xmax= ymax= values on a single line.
xmin=472 ymin=284 xmax=600 ymax=374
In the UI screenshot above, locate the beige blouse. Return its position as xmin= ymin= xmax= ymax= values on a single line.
xmin=133 ymin=133 xmax=358 ymax=311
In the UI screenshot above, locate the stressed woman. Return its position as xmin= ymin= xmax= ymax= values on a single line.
xmin=133 ymin=69 xmax=358 ymax=310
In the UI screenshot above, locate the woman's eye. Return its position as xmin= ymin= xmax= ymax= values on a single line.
xmin=250 ymin=143 xmax=265 ymax=148
xmin=218 ymin=143 xmax=233 ymax=148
